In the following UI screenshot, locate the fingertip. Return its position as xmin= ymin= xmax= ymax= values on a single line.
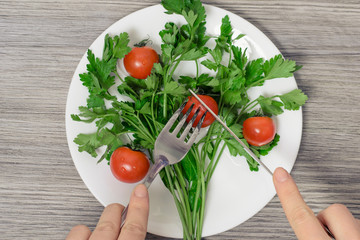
xmin=273 ymin=167 xmax=290 ymax=184
xmin=66 ymin=224 xmax=91 ymax=240
xmin=318 ymin=203 xmax=353 ymax=221
xmin=133 ymin=184 xmax=148 ymax=198
xmin=129 ymin=183 xmax=149 ymax=213
xmin=273 ymin=167 xmax=299 ymax=200
xmin=71 ymin=224 xmax=91 ymax=233
xmin=90 ymin=203 xmax=124 ymax=239
xmin=106 ymin=203 xmax=125 ymax=212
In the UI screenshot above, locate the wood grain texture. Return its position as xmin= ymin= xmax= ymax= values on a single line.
xmin=0 ymin=0 xmax=359 ymax=239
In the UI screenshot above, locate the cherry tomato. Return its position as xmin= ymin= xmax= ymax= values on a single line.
xmin=110 ymin=147 xmax=150 ymax=183
xmin=182 ymin=95 xmax=218 ymax=128
xmin=242 ymin=117 xmax=276 ymax=146
xmin=123 ymin=46 xmax=159 ymax=79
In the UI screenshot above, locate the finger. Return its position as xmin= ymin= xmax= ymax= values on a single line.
xmin=66 ymin=225 xmax=91 ymax=240
xmin=273 ymin=167 xmax=331 ymax=240
xmin=119 ymin=184 xmax=149 ymax=240
xmin=89 ymin=203 xmax=124 ymax=240
xmin=317 ymin=203 xmax=360 ymax=240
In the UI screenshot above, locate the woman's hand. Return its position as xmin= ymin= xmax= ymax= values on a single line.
xmin=273 ymin=167 xmax=360 ymax=240
xmin=66 ymin=184 xmax=149 ymax=240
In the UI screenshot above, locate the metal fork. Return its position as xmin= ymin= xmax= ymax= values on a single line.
xmin=120 ymin=102 xmax=206 ymax=227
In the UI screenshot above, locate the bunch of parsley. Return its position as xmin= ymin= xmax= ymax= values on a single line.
xmin=71 ymin=0 xmax=307 ymax=239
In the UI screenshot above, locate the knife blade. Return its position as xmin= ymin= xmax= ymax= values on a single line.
xmin=189 ymin=89 xmax=273 ymax=176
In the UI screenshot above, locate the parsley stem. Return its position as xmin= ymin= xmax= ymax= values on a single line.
xmin=204 ymin=129 xmax=223 ymax=178
xmin=164 ymin=166 xmax=192 ymax=240
xmin=135 ymin=114 xmax=156 ymax=141
xmin=142 ymin=114 xmax=156 ymax=137
xmin=245 ymin=76 xmax=268 ymax=91
xmin=163 ymin=93 xmax=168 ymax=119
xmin=190 ymin=147 xmax=202 ymax=231
xmin=196 ymin=211 xmax=201 ymax=239
xmin=173 ymin=178 xmax=188 ymax=226
xmin=169 ymin=60 xmax=181 ymax=80
xmin=205 ymin=143 xmax=226 ymax=189
xmin=199 ymin=121 xmax=215 ymax=160
xmin=150 ymin=92 xmax=159 ymax=135
xmin=194 ymin=142 xmax=207 ymax=240
xmin=174 ymin=164 xmax=193 ymax=236
xmin=234 ymin=98 xmax=259 ymax=124
xmin=114 ymin=70 xmax=124 ymax=82
xmin=228 ymin=47 xmax=232 ymax=67
xmin=121 ymin=115 xmax=154 ymax=144
xmin=195 ymin=59 xmax=199 ymax=79
xmin=198 ymin=170 xmax=206 ymax=239
xmin=162 ymin=65 xmax=171 ymax=120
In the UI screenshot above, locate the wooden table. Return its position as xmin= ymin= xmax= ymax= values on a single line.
xmin=1 ymin=0 xmax=360 ymax=239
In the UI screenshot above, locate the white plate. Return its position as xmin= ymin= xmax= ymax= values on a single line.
xmin=65 ymin=4 xmax=302 ymax=238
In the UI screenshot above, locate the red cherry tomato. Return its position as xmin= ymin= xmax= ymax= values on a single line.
xmin=110 ymin=147 xmax=150 ymax=183
xmin=242 ymin=117 xmax=276 ymax=146
xmin=182 ymin=95 xmax=218 ymax=128
xmin=123 ymin=46 xmax=159 ymax=79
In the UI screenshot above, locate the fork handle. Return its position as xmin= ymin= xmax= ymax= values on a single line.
xmin=120 ymin=156 xmax=169 ymax=227
xmin=143 ymin=155 xmax=168 ymax=188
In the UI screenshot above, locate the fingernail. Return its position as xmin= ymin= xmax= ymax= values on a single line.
xmin=134 ymin=184 xmax=147 ymax=198
xmin=275 ymin=167 xmax=290 ymax=183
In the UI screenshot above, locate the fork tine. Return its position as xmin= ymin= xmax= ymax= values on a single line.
xmin=187 ymin=111 xmax=207 ymax=145
xmin=172 ymin=103 xmax=195 ymax=135
xmin=162 ymin=101 xmax=188 ymax=132
xmin=179 ymin=108 xmax=201 ymax=141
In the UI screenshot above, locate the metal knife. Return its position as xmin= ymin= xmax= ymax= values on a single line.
xmin=189 ymin=89 xmax=273 ymax=176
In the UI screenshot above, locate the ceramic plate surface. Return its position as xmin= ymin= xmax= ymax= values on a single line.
xmin=66 ymin=4 xmax=302 ymax=238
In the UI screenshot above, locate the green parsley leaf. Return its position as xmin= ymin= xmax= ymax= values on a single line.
xmin=180 ymin=152 xmax=198 ymax=181
xmin=201 ymin=59 xmax=218 ymax=71
xmin=232 ymin=45 xmax=248 ymax=70
xmin=74 ymin=132 xmax=101 ymax=157
xmin=245 ymin=58 xmax=264 ymax=87
xmin=178 ymin=76 xmax=197 ymax=89
xmin=144 ymin=73 xmax=158 ymax=91
xmin=138 ymin=102 xmax=152 ymax=115
xmin=112 ymin=32 xmax=132 ymax=59
xmin=279 ymin=89 xmax=308 ymax=110
xmin=234 ymin=33 xmax=245 ymax=41
xmin=161 ymin=0 xmax=184 ymax=14
xmin=219 ymin=15 xmax=233 ymax=44
xmin=178 ymin=48 xmax=206 ymax=61
xmin=258 ymin=95 xmax=284 ymax=116
xmin=251 ymin=134 xmax=280 ymax=156
xmin=182 ymin=10 xmax=197 ymax=27
xmin=112 ymin=101 xmax=135 ymax=113
xmin=163 ymin=81 xmax=187 ymax=96
xmin=87 ymin=93 xmax=105 ymax=108
xmin=74 ymin=128 xmax=120 ymax=158
xmin=223 ymin=90 xmax=243 ymax=104
xmin=263 ymin=54 xmax=298 ymax=80
xmin=225 ymin=138 xmax=259 ymax=171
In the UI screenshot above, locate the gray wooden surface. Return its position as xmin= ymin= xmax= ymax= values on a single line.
xmin=1 ymin=0 xmax=360 ymax=239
